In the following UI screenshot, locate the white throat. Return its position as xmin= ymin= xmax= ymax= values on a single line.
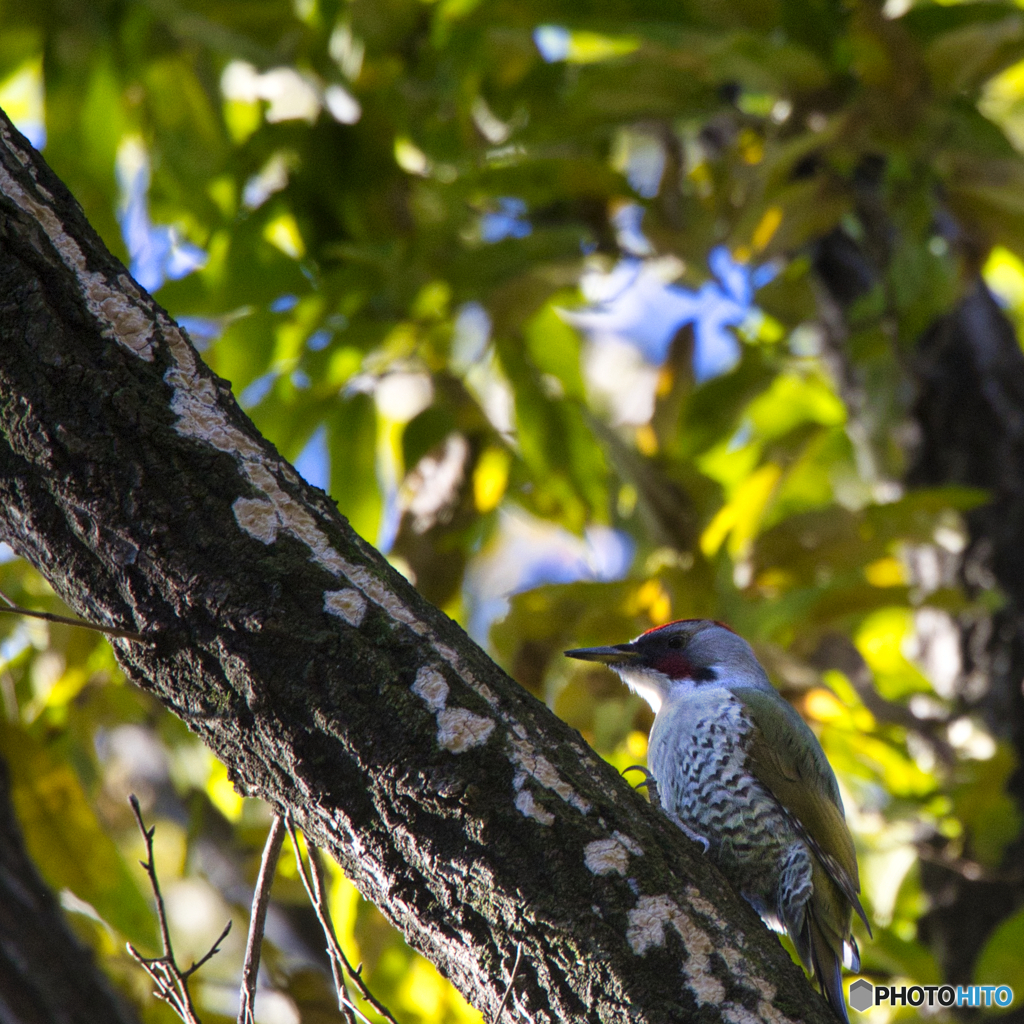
xmin=614 ymin=666 xmax=670 ymax=714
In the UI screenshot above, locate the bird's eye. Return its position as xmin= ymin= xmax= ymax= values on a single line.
xmin=667 ymin=636 xmax=685 ymax=649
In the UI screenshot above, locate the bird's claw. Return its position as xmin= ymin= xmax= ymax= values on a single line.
xmin=680 ymin=821 xmax=711 ymax=855
xmin=667 ymin=811 xmax=710 ymax=855
xmin=622 ymin=764 xmax=660 ymax=809
xmin=623 ymin=766 xmax=709 ymax=854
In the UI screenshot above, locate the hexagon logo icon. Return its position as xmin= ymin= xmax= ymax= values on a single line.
xmin=849 ymin=979 xmax=874 ymax=1013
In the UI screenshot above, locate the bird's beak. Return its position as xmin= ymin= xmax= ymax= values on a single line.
xmin=565 ymin=643 xmax=638 ymax=665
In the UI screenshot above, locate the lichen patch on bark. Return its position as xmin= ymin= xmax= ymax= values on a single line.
xmin=412 ymin=667 xmax=450 ymax=711
xmin=323 ymin=588 xmax=368 ymax=627
xmin=627 ymin=894 xmax=724 ymax=1003
xmin=584 ymin=831 xmax=644 ymax=876
xmin=0 ymin=127 xmax=156 ymax=361
xmin=510 ymin=738 xmax=590 ymax=815
xmin=413 ymin=666 xmax=495 ymax=753
xmin=585 ymin=837 xmax=632 ymax=876
xmin=513 ymin=784 xmax=555 ymax=825
xmin=233 ymin=496 xmax=282 ymax=543
xmin=627 ymin=893 xmax=798 ymax=1023
xmin=436 ymin=707 xmax=495 ymax=753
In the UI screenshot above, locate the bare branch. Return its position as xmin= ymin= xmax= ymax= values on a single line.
xmin=127 ymin=794 xmax=232 ymax=1024
xmin=0 ymin=588 xmax=154 ymax=642
xmin=238 ymin=815 xmax=286 ymax=1024
xmin=184 ymin=920 xmax=233 ymax=979
xmin=492 ymin=944 xmax=521 ymax=1024
xmin=286 ymin=817 xmax=401 ymax=1024
xmin=129 ymin=794 xmax=177 ymax=963
xmin=285 ymin=818 xmax=353 ymax=1022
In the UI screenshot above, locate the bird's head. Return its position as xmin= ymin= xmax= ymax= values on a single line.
xmin=565 ymin=619 xmax=770 ymax=712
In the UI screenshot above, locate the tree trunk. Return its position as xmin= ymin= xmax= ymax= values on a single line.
xmin=0 ymin=111 xmax=834 ymax=1024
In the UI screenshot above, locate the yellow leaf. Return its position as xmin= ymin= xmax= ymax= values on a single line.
xmin=223 ymin=98 xmax=261 ymax=144
xmin=856 ymin=607 xmax=912 ymax=674
xmin=207 ymin=757 xmax=244 ymax=822
xmin=563 ymin=30 xmax=639 ymax=64
xmin=635 ymin=424 xmax=658 ymax=455
xmin=626 ymin=730 xmax=648 ymax=759
xmin=739 ymin=132 xmax=763 ymax=165
xmin=264 ymin=212 xmax=305 ymax=258
xmin=473 ymin=447 xmax=510 ymax=512
xmin=700 ymin=463 xmax=781 ymax=558
xmin=864 ymin=556 xmax=906 ymax=587
xmin=752 ymin=206 xmax=784 ymax=252
xmin=803 ymin=687 xmax=847 ymax=723
xmin=0 ymin=723 xmax=155 ymax=947
xmin=984 ymin=245 xmax=1024 ymax=313
xmin=628 ymin=579 xmax=672 ymax=624
xmin=0 ymin=57 xmax=45 ymax=145
xmin=394 ymin=137 xmax=429 ymax=175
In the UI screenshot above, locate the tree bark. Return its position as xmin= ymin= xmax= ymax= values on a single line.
xmin=0 ymin=111 xmax=833 ymax=1023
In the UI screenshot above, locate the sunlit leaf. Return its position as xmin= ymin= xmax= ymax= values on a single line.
xmin=0 ymin=723 xmax=156 ymax=948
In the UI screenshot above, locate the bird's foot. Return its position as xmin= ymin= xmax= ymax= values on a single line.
xmin=668 ymin=813 xmax=711 ymax=855
xmin=622 ymin=765 xmax=660 ymax=809
xmin=622 ymin=767 xmax=710 ymax=854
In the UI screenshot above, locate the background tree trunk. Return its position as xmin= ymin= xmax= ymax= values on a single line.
xmin=0 ymin=753 xmax=142 ymax=1024
xmin=816 ymin=219 xmax=1024 ymax=1016
xmin=909 ymin=285 xmax=1024 ymax=1012
xmin=0 ymin=112 xmax=835 ymax=1024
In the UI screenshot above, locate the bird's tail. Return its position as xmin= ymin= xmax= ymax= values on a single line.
xmin=807 ymin=910 xmax=849 ymax=1024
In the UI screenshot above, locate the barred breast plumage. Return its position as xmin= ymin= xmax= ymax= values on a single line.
xmin=649 ymin=688 xmax=814 ymax=936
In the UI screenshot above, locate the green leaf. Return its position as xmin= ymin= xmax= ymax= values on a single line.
xmin=329 ymin=394 xmax=382 ymax=542
xmin=925 ymin=15 xmax=1024 ymax=97
xmin=524 ymin=299 xmax=586 ymax=400
xmin=975 ymin=904 xmax=1024 ymax=1000
xmin=953 ymin=744 xmax=1023 ymax=871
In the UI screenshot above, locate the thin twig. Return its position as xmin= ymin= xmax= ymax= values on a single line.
xmin=285 ymin=817 xmax=401 ymax=1024
xmin=916 ymin=842 xmax=1024 ymax=885
xmin=130 ymin=794 xmax=177 ymax=964
xmin=307 ymin=846 xmax=401 ymax=1024
xmin=285 ymin=819 xmax=352 ymax=1023
xmin=185 ymin=921 xmax=233 ymax=979
xmin=127 ymin=794 xmax=232 ymax=1024
xmin=238 ymin=816 xmax=286 ymax=1024
xmin=493 ymin=944 xmax=522 ymax=1024
xmin=0 ymin=590 xmax=154 ymax=643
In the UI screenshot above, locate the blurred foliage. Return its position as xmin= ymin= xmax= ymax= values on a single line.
xmin=4 ymin=0 xmax=1024 ymax=1020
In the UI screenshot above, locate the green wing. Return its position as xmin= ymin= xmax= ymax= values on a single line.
xmin=733 ymin=686 xmax=870 ymax=933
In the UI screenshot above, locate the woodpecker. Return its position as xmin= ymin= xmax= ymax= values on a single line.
xmin=566 ymin=619 xmax=868 ymax=1023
